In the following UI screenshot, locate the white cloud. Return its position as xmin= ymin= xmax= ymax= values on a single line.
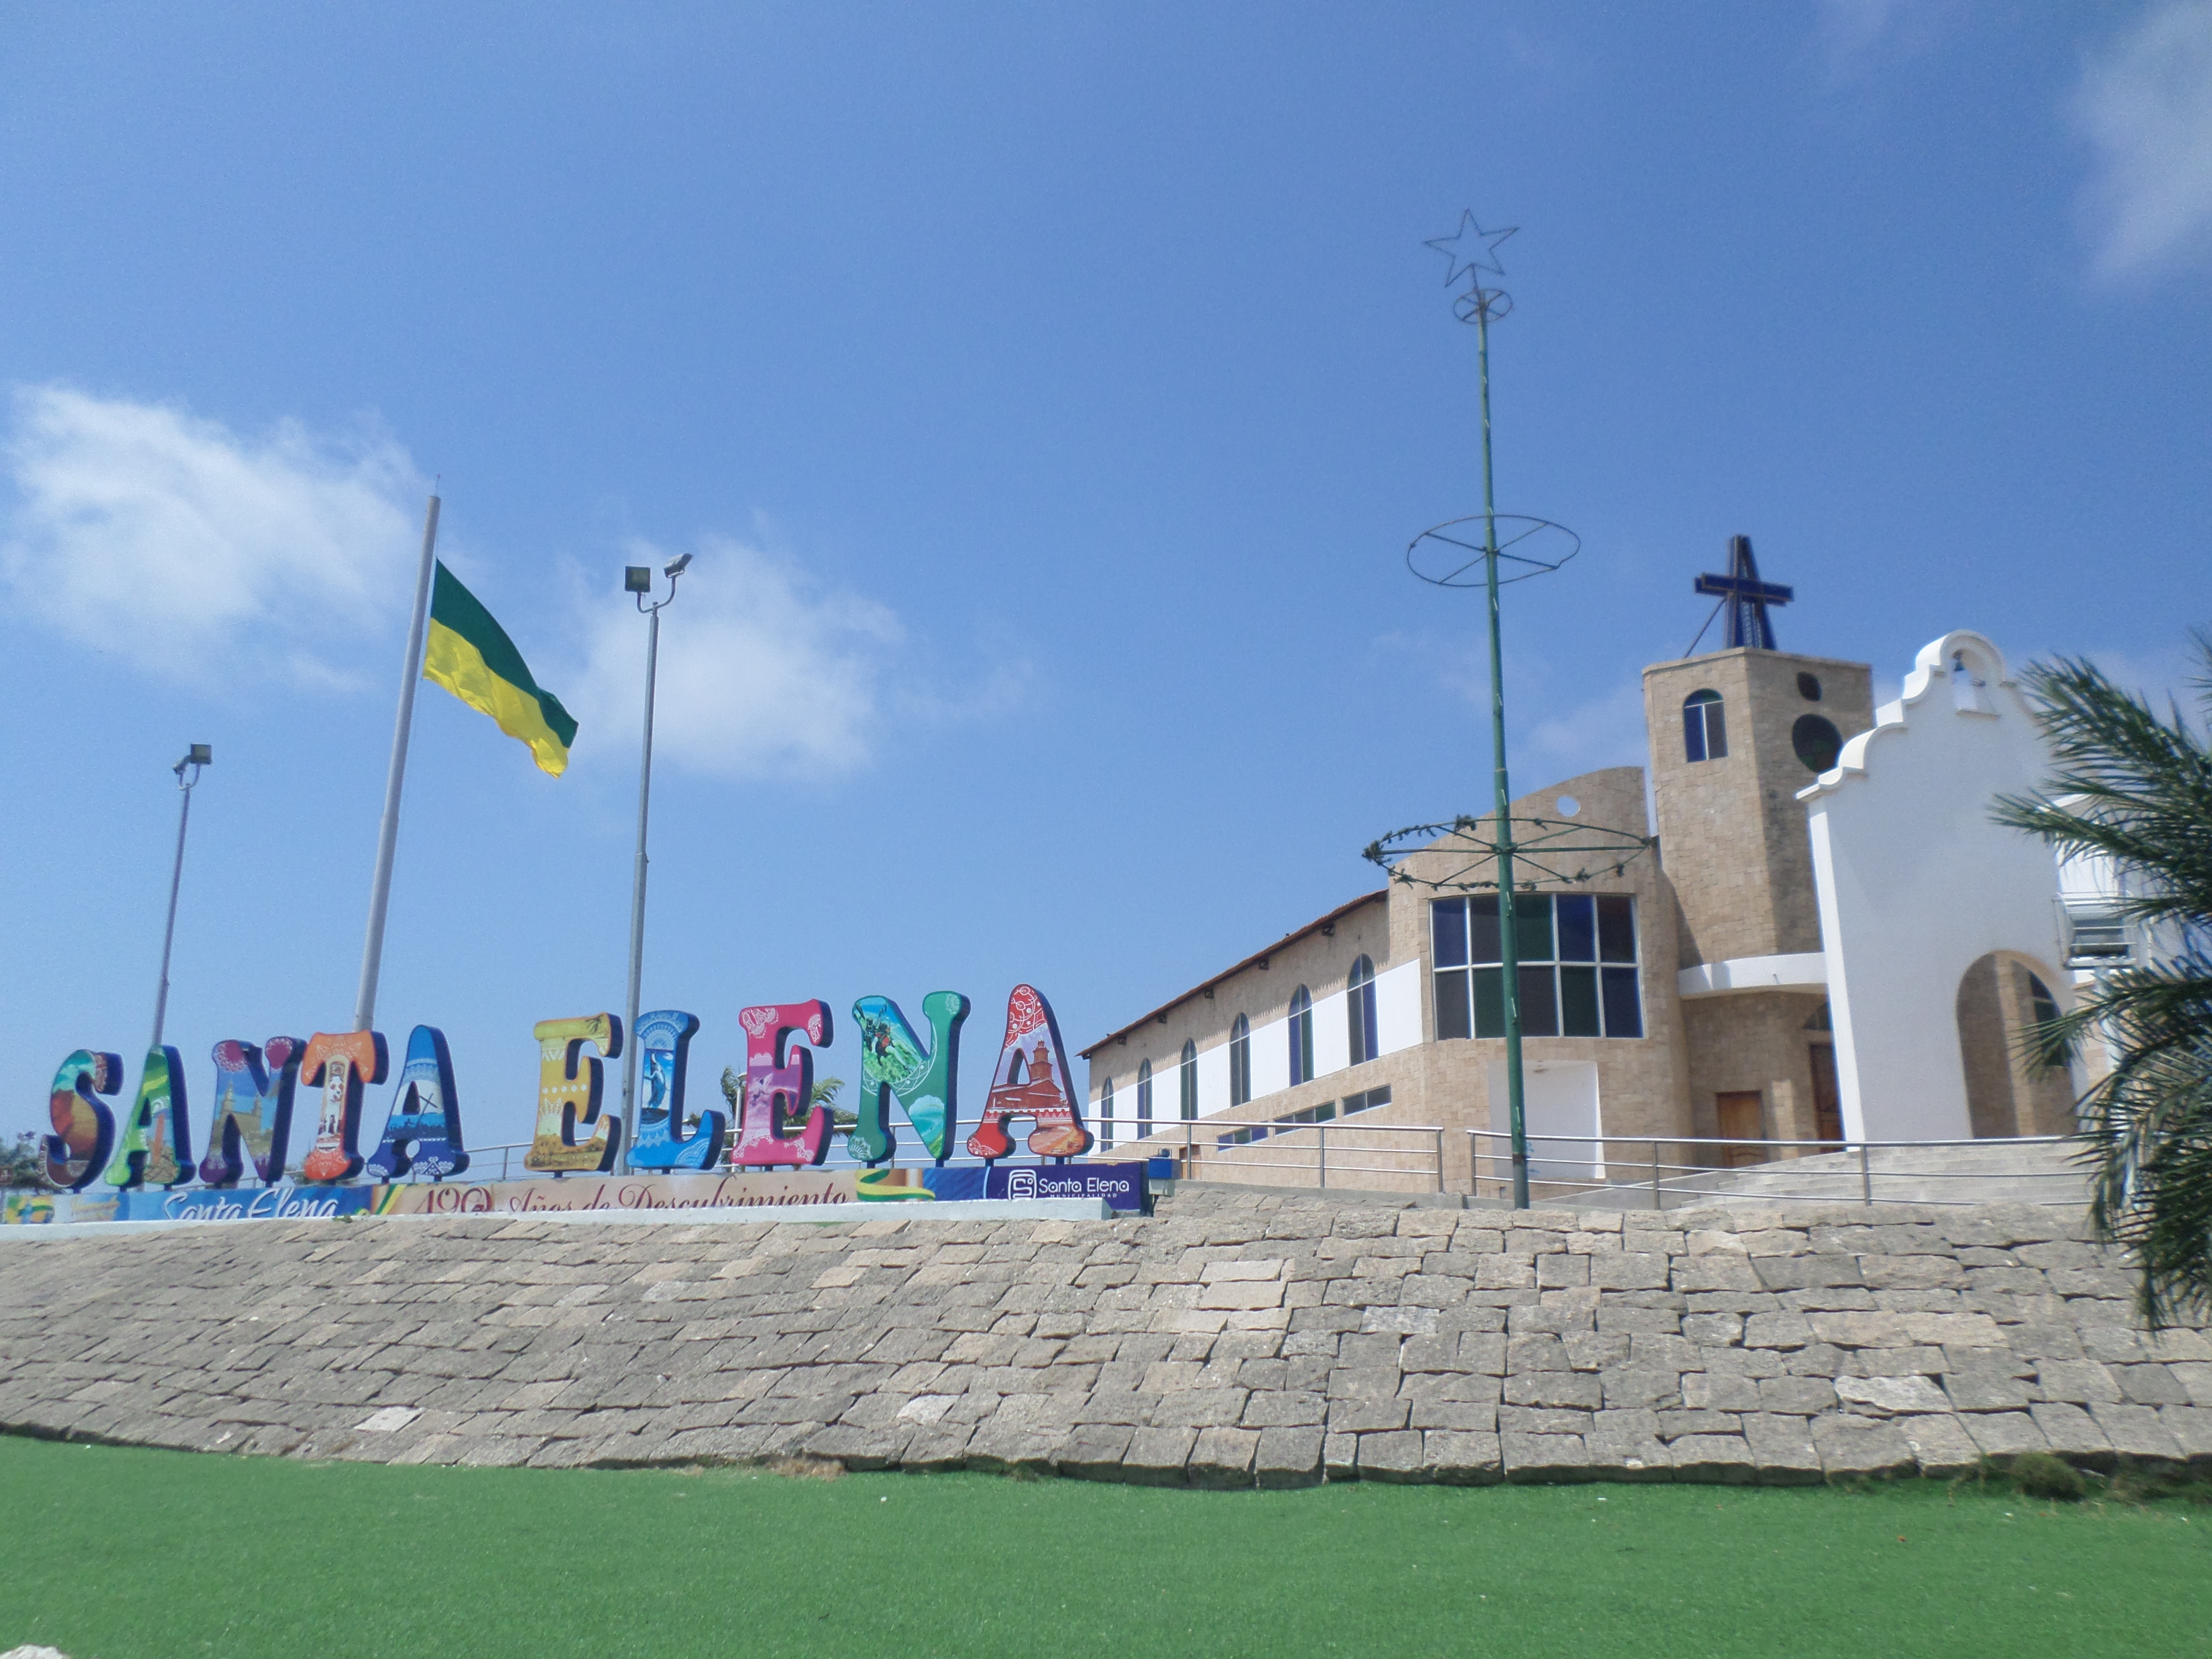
xmin=2074 ymin=0 xmax=2212 ymax=277
xmin=1521 ymin=679 xmax=1650 ymax=783
xmin=571 ymin=535 xmax=905 ymax=780
xmin=0 ymin=385 xmax=421 ymax=684
xmin=1386 ymin=625 xmax=1649 ymax=789
xmin=2080 ymin=641 xmax=2203 ymax=719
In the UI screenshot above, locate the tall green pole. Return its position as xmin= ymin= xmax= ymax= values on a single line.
xmin=1475 ymin=299 xmax=1529 ymax=1210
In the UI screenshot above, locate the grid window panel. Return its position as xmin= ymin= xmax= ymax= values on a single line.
xmin=1435 ymin=968 xmax=1473 ymax=1040
xmin=1601 ymin=967 xmax=1642 ymax=1037
xmin=1433 ymin=902 xmax=1468 ymax=969
xmin=1431 ymin=894 xmax=1643 ymax=1040
xmin=1560 ymin=965 xmax=1601 ymax=1036
xmin=1474 ymin=966 xmax=1505 ymax=1038
xmin=1597 ymin=895 xmax=1636 ymax=963
xmin=1556 ymin=893 xmax=1597 ymax=961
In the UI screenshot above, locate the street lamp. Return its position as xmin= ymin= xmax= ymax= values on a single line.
xmin=150 ymin=744 xmax=211 ymax=1049
xmin=617 ymin=552 xmax=691 ymax=1171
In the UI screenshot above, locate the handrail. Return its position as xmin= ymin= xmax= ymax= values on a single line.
xmin=385 ymin=1121 xmax=1457 ymax=1196
xmin=1465 ymin=1128 xmax=2088 ymax=1209
xmin=1107 ymin=1115 xmax=1448 ymax=1195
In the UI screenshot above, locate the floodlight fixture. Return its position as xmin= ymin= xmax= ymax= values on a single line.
xmin=624 ymin=566 xmax=652 ymax=594
xmin=152 ymin=743 xmax=213 ymax=1048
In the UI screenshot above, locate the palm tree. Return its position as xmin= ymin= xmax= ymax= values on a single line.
xmin=708 ymin=1070 xmax=849 ymax=1134
xmin=1994 ymin=638 xmax=2212 ymax=1326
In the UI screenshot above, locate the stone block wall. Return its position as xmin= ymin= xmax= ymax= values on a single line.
xmin=0 ymin=1188 xmax=2204 ymax=1487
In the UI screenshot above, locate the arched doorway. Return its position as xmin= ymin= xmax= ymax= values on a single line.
xmin=1955 ymin=952 xmax=2077 ymax=1138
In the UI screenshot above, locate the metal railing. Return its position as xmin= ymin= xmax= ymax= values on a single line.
xmin=297 ymin=1142 xmax=534 ymax=1185
xmin=1109 ymin=1116 xmax=1448 ymax=1193
xmin=1466 ymin=1129 xmax=2088 ymax=1209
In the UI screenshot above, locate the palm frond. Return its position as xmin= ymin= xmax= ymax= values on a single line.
xmin=1999 ymin=634 xmax=2212 ymax=1326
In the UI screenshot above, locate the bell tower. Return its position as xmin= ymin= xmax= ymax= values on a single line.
xmin=1642 ymin=536 xmax=1874 ymax=1143
xmin=1644 ymin=536 xmax=1874 ymax=966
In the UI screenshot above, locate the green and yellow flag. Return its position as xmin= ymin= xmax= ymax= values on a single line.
xmin=422 ymin=563 xmax=578 ymax=776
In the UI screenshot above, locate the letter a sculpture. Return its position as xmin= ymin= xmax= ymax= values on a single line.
xmin=966 ymin=984 xmax=1090 ymax=1162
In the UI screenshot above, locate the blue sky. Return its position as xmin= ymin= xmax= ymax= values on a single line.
xmin=4 ymin=2 xmax=2208 ymax=1152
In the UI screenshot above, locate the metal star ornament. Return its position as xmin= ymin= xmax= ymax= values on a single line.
xmin=1425 ymin=211 xmax=1516 ymax=289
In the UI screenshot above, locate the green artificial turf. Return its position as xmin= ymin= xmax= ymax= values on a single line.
xmin=1 ymin=1436 xmax=2206 ymax=1659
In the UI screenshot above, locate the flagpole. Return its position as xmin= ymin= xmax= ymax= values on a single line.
xmin=355 ymin=492 xmax=442 ymax=1033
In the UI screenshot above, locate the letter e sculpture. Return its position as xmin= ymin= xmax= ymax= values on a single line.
xmin=527 ymin=1014 xmax=623 ymax=1173
xmin=730 ymin=1001 xmax=833 ymax=1167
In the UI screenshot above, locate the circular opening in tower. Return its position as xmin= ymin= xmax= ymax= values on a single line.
xmin=1792 ymin=714 xmax=1843 ymax=773
xmin=1796 ymin=672 xmax=1822 ymax=701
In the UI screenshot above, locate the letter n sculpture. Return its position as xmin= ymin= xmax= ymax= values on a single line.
xmin=850 ymin=992 xmax=968 ymax=1166
xmin=199 ymin=1037 xmax=303 ymax=1188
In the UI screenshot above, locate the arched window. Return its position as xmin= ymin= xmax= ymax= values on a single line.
xmin=1683 ymin=688 xmax=1727 ymax=762
xmin=1099 ymin=1076 xmax=1114 ymax=1150
xmin=2025 ymin=972 xmax=2066 ymax=1069
xmin=1347 ymin=955 xmax=1379 ymax=1065
xmin=1288 ymin=986 xmax=1314 ymax=1085
xmin=1229 ymin=1014 xmax=1251 ymax=1106
xmin=1136 ymin=1059 xmax=1153 ymax=1137
xmin=1180 ymin=1040 xmax=1198 ymax=1120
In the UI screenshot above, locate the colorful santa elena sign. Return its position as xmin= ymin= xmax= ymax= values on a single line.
xmin=17 ymin=984 xmax=1146 ymax=1226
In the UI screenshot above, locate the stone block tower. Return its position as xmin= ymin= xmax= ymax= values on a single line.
xmin=1643 ymin=646 xmax=1875 ymax=967
xmin=1639 ymin=538 xmax=1874 ymax=1147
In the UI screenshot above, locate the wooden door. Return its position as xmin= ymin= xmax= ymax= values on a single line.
xmin=1809 ymin=1045 xmax=1842 ymax=1144
xmin=1715 ymin=1091 xmax=1767 ymax=1167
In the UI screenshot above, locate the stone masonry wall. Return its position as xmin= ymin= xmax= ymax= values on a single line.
xmin=2 ymin=1187 xmax=2207 ymax=1488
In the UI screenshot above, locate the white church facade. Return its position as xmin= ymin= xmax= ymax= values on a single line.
xmin=1081 ymin=545 xmax=2126 ymax=1194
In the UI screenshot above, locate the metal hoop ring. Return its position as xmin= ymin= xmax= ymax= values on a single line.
xmin=1406 ymin=515 xmax=1580 ymax=590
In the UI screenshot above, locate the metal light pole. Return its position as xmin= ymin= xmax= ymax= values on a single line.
xmin=1372 ymin=214 xmax=1594 ymax=1211
xmin=150 ymin=744 xmax=212 ymax=1050
xmin=1467 ymin=285 xmax=1532 ymax=1211
xmin=1370 ymin=219 xmax=1638 ymax=1207
xmin=617 ymin=551 xmax=692 ymax=1172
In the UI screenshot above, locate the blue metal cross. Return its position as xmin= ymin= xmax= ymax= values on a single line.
xmin=1693 ymin=534 xmax=1792 ymax=651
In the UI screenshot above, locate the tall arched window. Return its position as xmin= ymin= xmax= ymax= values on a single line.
xmin=1288 ymin=986 xmax=1314 ymax=1085
xmin=1179 ymin=1040 xmax=1198 ymax=1120
xmin=1136 ymin=1059 xmax=1153 ymax=1137
xmin=1683 ymin=688 xmax=1727 ymax=762
xmin=1347 ymin=955 xmax=1378 ymax=1065
xmin=1099 ymin=1076 xmax=1114 ymax=1150
xmin=1229 ymin=1014 xmax=1251 ymax=1107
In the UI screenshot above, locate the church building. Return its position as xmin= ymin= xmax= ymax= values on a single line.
xmin=1080 ymin=540 xmax=2111 ymax=1195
